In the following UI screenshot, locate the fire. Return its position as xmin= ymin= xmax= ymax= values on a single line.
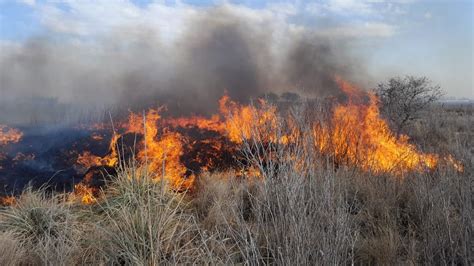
xmin=219 ymin=95 xmax=283 ymax=144
xmin=71 ymin=75 xmax=461 ymax=200
xmin=74 ymin=183 xmax=97 ymax=205
xmin=0 ymin=124 xmax=23 ymax=145
xmin=314 ymin=77 xmax=438 ymax=175
xmin=124 ymin=109 xmax=193 ymax=189
xmin=77 ymin=133 xmax=119 ymax=169
xmin=163 ymin=114 xmax=224 ymax=132
xmin=73 ymin=172 xmax=99 ymax=204
xmin=0 ymin=196 xmax=16 ymax=206
xmin=0 ymin=80 xmax=458 ymax=207
xmin=77 ymin=109 xmax=195 ymax=190
xmin=0 ymin=124 xmax=24 ymax=170
xmin=445 ymin=154 xmax=464 ymax=172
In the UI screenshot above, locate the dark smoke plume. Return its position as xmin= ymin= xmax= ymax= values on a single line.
xmin=0 ymin=6 xmax=365 ymax=124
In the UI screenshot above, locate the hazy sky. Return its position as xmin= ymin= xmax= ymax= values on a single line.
xmin=0 ymin=0 xmax=472 ymax=98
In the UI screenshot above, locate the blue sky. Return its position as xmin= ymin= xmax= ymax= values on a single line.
xmin=0 ymin=0 xmax=472 ymax=97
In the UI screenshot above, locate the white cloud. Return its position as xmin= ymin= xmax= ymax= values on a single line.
xmin=305 ymin=0 xmax=417 ymax=17
xmin=19 ymin=0 xmax=401 ymax=44
xmin=424 ymin=11 xmax=432 ymax=19
xmin=17 ymin=0 xmax=35 ymax=6
xmin=31 ymin=1 xmax=301 ymax=43
xmin=325 ymin=0 xmax=375 ymax=15
xmin=305 ymin=0 xmax=388 ymax=16
xmin=316 ymin=22 xmax=397 ymax=38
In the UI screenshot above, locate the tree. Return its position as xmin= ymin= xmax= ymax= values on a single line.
xmin=375 ymin=76 xmax=443 ymax=135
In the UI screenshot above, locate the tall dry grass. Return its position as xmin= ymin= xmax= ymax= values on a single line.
xmin=0 ymin=187 xmax=83 ymax=265
xmin=0 ymin=103 xmax=471 ymax=265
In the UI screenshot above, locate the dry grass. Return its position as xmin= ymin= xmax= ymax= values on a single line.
xmin=0 ymin=187 xmax=83 ymax=265
xmin=0 ymin=104 xmax=472 ymax=265
xmin=0 ymin=231 xmax=27 ymax=265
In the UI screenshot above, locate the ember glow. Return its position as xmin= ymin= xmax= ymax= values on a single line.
xmin=0 ymin=124 xmax=23 ymax=170
xmin=0 ymin=125 xmax=22 ymax=145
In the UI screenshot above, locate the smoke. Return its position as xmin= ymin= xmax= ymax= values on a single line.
xmin=0 ymin=6 xmax=366 ymax=123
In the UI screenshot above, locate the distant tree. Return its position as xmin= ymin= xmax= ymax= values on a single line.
xmin=375 ymin=76 xmax=443 ymax=135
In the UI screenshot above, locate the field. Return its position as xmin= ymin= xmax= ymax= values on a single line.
xmin=0 ymin=100 xmax=472 ymax=265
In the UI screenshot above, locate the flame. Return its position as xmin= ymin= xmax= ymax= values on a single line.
xmin=72 ymin=172 xmax=98 ymax=204
xmin=74 ymin=183 xmax=97 ymax=205
xmin=163 ymin=114 xmax=224 ymax=132
xmin=219 ymin=95 xmax=282 ymax=144
xmin=0 ymin=196 xmax=16 ymax=206
xmin=445 ymin=155 xmax=464 ymax=172
xmin=76 ymin=132 xmax=119 ymax=169
xmin=125 ymin=109 xmax=193 ymax=189
xmin=0 ymin=125 xmax=24 ymax=170
xmin=313 ymin=77 xmax=438 ymax=175
xmin=0 ymin=124 xmax=23 ymax=145
xmin=74 ymin=77 xmax=462 ymax=199
xmin=13 ymin=152 xmax=35 ymax=162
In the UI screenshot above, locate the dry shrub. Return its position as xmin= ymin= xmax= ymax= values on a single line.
xmin=0 ymin=103 xmax=470 ymax=265
xmin=89 ymin=164 xmax=225 ymax=265
xmin=192 ymin=171 xmax=259 ymax=263
xmin=0 ymin=187 xmax=83 ymax=265
xmin=230 ymin=100 xmax=472 ymax=265
xmin=193 ymin=172 xmax=250 ymax=229
xmin=0 ymin=231 xmax=27 ymax=265
xmin=197 ymin=105 xmax=360 ymax=265
xmin=346 ymin=168 xmax=471 ymax=265
xmin=247 ymin=168 xmax=358 ymax=265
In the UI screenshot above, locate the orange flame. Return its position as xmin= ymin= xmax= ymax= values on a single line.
xmin=314 ymin=77 xmax=438 ymax=175
xmin=0 ymin=196 xmax=16 ymax=206
xmin=0 ymin=124 xmax=23 ymax=145
xmin=124 ymin=109 xmax=194 ymax=189
xmin=219 ymin=95 xmax=283 ymax=144
xmin=76 ymin=132 xmax=119 ymax=169
xmin=76 ymin=77 xmax=462 ymax=198
xmin=74 ymin=183 xmax=97 ymax=205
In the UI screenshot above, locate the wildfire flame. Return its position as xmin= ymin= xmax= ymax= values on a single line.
xmin=77 ymin=133 xmax=119 ymax=169
xmin=0 ymin=124 xmax=23 ymax=145
xmin=126 ymin=109 xmax=193 ymax=189
xmin=314 ymin=77 xmax=438 ymax=175
xmin=0 ymin=196 xmax=16 ymax=206
xmin=69 ymin=76 xmax=462 ymax=200
xmin=73 ymin=183 xmax=97 ymax=205
xmin=0 ymin=81 xmax=461 ymax=206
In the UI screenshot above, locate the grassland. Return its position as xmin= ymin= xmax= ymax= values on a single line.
xmin=0 ymin=103 xmax=472 ymax=265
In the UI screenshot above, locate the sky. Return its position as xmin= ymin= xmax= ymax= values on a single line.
xmin=0 ymin=0 xmax=472 ymax=98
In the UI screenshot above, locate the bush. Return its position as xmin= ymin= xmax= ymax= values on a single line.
xmin=375 ymin=76 xmax=443 ymax=135
xmin=90 ymin=164 xmax=223 ymax=264
xmin=0 ymin=187 xmax=82 ymax=264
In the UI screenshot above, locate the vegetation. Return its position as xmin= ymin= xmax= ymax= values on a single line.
xmin=375 ymin=76 xmax=443 ymax=135
xmin=0 ymin=101 xmax=471 ymax=265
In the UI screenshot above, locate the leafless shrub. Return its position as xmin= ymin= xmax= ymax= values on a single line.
xmin=375 ymin=76 xmax=443 ymax=135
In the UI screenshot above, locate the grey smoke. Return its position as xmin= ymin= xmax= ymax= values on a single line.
xmin=0 ymin=7 xmax=365 ymax=124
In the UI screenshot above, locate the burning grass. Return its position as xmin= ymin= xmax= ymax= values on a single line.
xmin=69 ymin=77 xmax=459 ymax=196
xmin=0 ymin=77 xmax=471 ymax=264
xmin=0 ymin=124 xmax=22 ymax=146
xmin=0 ymin=156 xmax=471 ymax=264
